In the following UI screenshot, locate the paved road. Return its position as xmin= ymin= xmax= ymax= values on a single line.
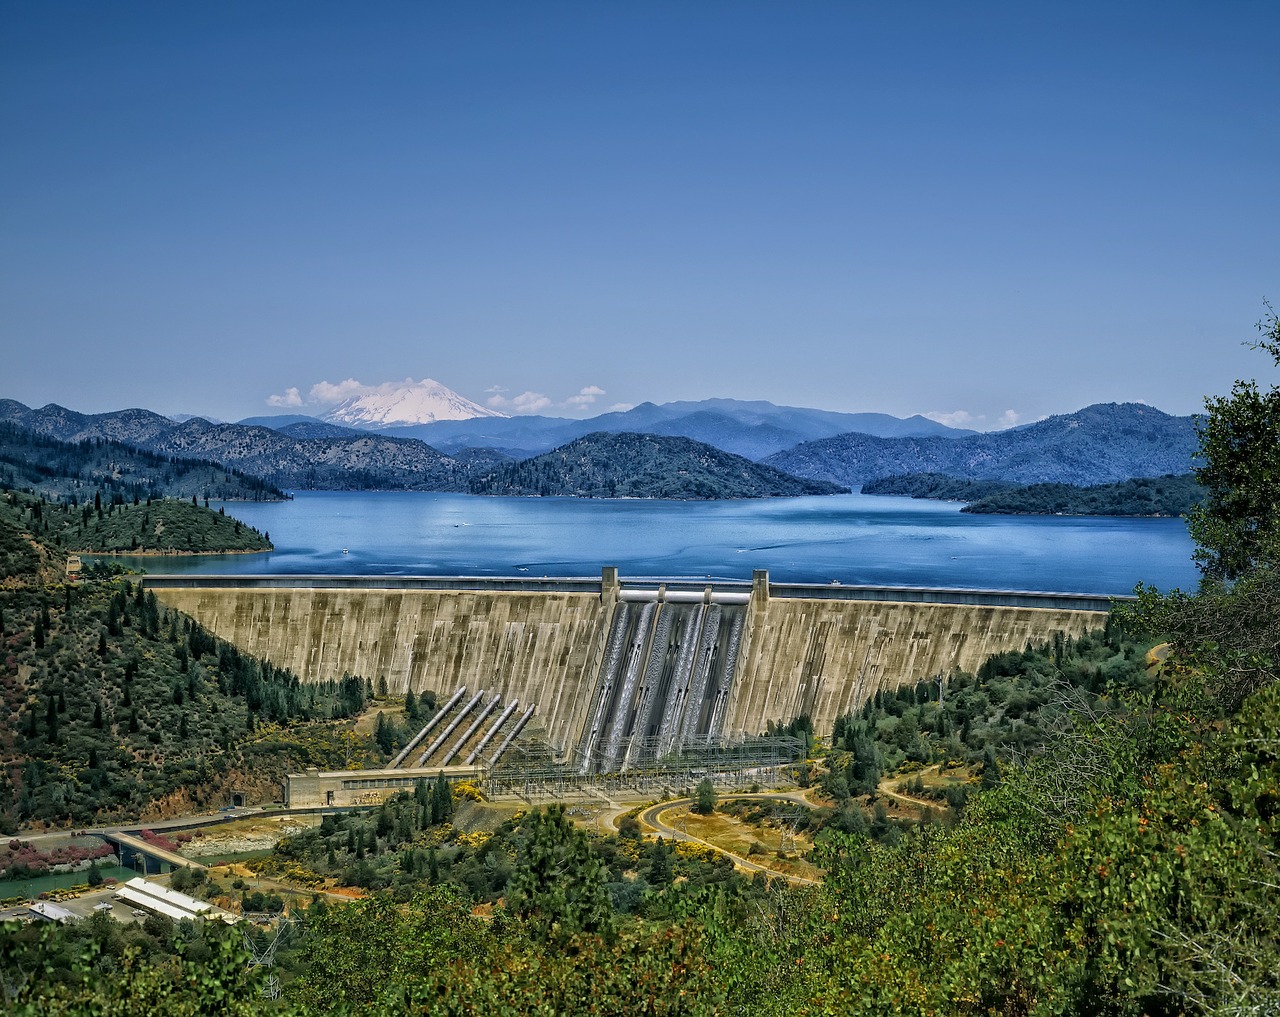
xmin=639 ymin=793 xmax=821 ymax=886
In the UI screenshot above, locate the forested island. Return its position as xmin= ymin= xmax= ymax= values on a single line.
xmin=468 ymin=431 xmax=847 ymax=499
xmin=864 ymin=471 xmax=1205 ymax=516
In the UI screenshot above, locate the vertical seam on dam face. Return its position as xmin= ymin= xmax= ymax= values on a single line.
xmin=148 ymin=577 xmax=1110 ymax=759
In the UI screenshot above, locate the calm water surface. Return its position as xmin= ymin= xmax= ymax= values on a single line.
xmin=125 ymin=492 xmax=1199 ymax=596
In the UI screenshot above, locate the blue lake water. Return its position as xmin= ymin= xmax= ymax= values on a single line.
xmin=125 ymin=491 xmax=1200 ymax=596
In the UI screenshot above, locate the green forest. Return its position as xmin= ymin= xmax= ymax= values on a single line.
xmin=864 ymin=471 xmax=1205 ymax=516
xmin=1 ymin=486 xmax=272 ymax=560
xmin=0 ymin=578 xmax=377 ymax=830
xmin=3 ymin=309 xmax=1280 ymax=1013
xmin=469 ymin=432 xmax=846 ymax=499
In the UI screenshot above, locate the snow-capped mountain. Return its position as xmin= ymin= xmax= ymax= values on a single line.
xmin=321 ymin=378 xmax=505 ymax=428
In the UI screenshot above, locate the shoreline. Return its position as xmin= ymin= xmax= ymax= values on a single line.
xmin=76 ymin=547 xmax=273 ymax=558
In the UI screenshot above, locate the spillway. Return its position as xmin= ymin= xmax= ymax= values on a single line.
xmin=576 ymin=595 xmax=748 ymax=773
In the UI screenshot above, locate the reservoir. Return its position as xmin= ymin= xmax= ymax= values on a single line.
xmin=126 ymin=491 xmax=1199 ymax=596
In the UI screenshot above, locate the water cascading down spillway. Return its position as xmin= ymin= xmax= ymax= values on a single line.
xmin=576 ymin=589 xmax=746 ymax=773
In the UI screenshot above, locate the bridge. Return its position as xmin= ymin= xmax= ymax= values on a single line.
xmin=145 ymin=569 xmax=1118 ymax=768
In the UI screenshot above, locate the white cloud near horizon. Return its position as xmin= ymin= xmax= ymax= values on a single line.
xmin=308 ymin=378 xmax=374 ymax=405
xmin=266 ymin=386 xmax=303 ymax=407
xmin=565 ymin=385 xmax=606 ymax=408
xmin=487 ymin=390 xmax=552 ymax=414
xmin=267 ymin=377 xmax=616 ymax=418
xmin=924 ymin=408 xmax=1028 ymax=431
xmin=268 ymin=377 xmax=473 ymax=409
xmin=924 ymin=409 xmax=978 ymax=428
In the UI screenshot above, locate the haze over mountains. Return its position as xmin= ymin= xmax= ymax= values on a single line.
xmin=0 ymin=394 xmax=1199 ymax=497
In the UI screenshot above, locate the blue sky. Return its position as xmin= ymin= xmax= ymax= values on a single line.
xmin=2 ymin=1 xmax=1277 ymax=428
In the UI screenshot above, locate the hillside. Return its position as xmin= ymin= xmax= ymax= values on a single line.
xmin=0 ymin=496 xmax=383 ymax=829
xmin=764 ymin=402 xmax=1198 ymax=487
xmin=0 ymin=421 xmax=285 ymax=502
xmin=864 ymin=471 xmax=1204 ymax=517
xmin=861 ymin=473 xmax=1019 ymax=501
xmin=468 ymin=432 xmax=848 ymax=499
xmin=0 ymin=489 xmax=271 ymax=571
xmin=156 ymin=418 xmax=469 ymax=490
xmin=63 ymin=499 xmax=272 ymax=554
xmin=0 ymin=401 xmax=476 ymax=492
xmin=962 ymin=473 xmax=1204 ymax=516
xmin=0 ymin=580 xmax=378 ymax=829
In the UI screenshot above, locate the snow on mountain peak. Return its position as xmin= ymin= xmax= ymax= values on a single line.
xmin=321 ymin=378 xmax=506 ymax=428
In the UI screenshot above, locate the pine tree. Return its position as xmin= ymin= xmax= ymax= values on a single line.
xmin=430 ymin=775 xmax=453 ymax=825
xmin=505 ymin=805 xmax=616 ymax=945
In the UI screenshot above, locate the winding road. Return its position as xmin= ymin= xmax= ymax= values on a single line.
xmin=638 ymin=792 xmax=822 ymax=886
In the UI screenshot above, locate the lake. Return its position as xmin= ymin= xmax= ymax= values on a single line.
xmin=120 ymin=491 xmax=1200 ymax=596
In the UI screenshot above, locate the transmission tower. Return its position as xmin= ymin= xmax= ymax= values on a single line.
xmin=241 ymin=909 xmax=295 ymax=1000
xmin=770 ymin=805 xmax=806 ymax=854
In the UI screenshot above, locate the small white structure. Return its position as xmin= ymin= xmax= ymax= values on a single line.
xmin=29 ymin=901 xmax=76 ymax=923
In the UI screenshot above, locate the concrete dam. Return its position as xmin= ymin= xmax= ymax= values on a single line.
xmin=145 ymin=569 xmax=1113 ymax=770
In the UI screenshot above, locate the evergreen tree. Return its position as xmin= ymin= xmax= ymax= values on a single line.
xmin=980 ymin=746 xmax=1001 ymax=789
xmin=430 ymin=775 xmax=453 ymax=825
xmin=693 ymin=777 xmax=717 ymax=814
xmin=505 ymin=806 xmax=615 ymax=944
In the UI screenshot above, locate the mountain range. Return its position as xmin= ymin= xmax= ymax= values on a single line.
xmin=245 ymin=397 xmax=969 ymax=460
xmin=0 ymin=400 xmax=473 ymax=492
xmin=763 ymin=402 xmax=1199 ymax=487
xmin=0 ymin=396 xmax=1200 ymax=496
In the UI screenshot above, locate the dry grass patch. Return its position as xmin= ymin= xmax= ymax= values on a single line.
xmin=665 ymin=807 xmax=824 ymax=882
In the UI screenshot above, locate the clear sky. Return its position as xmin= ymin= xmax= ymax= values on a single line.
xmin=2 ymin=1 xmax=1277 ymax=428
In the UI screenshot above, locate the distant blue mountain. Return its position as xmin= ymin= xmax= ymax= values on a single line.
xmin=380 ymin=398 xmax=970 ymax=460
xmin=763 ymin=403 xmax=1198 ymax=488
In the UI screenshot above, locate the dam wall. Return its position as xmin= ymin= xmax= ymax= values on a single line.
xmin=724 ymin=586 xmax=1102 ymax=739
xmin=148 ymin=580 xmax=614 ymax=756
xmin=146 ymin=572 xmax=1115 ymax=759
